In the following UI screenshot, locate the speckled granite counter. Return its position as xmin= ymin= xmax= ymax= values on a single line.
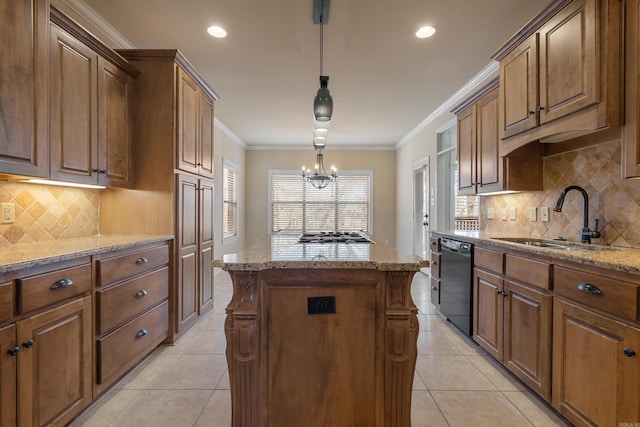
xmin=430 ymin=230 xmax=640 ymax=275
xmin=0 ymin=234 xmax=173 ymax=274
xmin=214 ymin=234 xmax=427 ymax=271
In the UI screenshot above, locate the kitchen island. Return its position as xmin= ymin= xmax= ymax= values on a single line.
xmin=214 ymin=234 xmax=427 ymax=427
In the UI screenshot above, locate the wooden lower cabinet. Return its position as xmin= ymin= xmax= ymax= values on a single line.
xmin=17 ymin=296 xmax=92 ymax=427
xmin=0 ymin=324 xmax=17 ymax=427
xmin=473 ymin=268 xmax=552 ymax=399
xmin=553 ymin=298 xmax=640 ymax=426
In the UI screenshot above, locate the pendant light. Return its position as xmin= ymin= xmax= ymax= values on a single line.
xmin=313 ymin=0 xmax=333 ymax=122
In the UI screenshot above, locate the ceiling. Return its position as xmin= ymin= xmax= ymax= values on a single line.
xmin=79 ymin=0 xmax=547 ymax=149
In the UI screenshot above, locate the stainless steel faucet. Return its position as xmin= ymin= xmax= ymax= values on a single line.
xmin=553 ymin=185 xmax=601 ymax=243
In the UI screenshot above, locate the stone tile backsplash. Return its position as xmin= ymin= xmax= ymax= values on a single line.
xmin=0 ymin=183 xmax=99 ymax=247
xmin=480 ymin=139 xmax=640 ymax=248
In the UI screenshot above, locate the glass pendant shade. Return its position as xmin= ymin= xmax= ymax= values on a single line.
xmin=314 ymin=76 xmax=333 ymax=122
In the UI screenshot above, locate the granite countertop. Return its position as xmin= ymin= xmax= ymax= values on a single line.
xmin=430 ymin=230 xmax=640 ymax=276
xmin=0 ymin=234 xmax=174 ymax=274
xmin=214 ymin=234 xmax=427 ymax=271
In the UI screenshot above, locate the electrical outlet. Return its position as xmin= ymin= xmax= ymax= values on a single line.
xmin=1 ymin=203 xmax=15 ymax=224
xmin=509 ymin=207 xmax=516 ymax=221
xmin=541 ymin=206 xmax=550 ymax=222
xmin=487 ymin=208 xmax=494 ymax=220
xmin=501 ymin=208 xmax=507 ymax=221
xmin=529 ymin=207 xmax=537 ymax=222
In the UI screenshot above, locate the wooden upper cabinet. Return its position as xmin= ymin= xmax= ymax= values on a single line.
xmin=177 ymin=68 xmax=215 ymax=178
xmin=493 ymin=0 xmax=622 ymax=156
xmin=456 ymin=104 xmax=476 ymax=195
xmin=476 ymin=88 xmax=502 ymax=193
xmin=624 ymin=0 xmax=640 ymax=178
xmin=0 ymin=0 xmax=49 ymax=178
xmin=48 ymin=8 xmax=136 ymax=188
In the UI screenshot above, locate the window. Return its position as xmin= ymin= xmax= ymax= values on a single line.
xmin=223 ymin=161 xmax=238 ymax=239
xmin=270 ymin=171 xmax=372 ymax=233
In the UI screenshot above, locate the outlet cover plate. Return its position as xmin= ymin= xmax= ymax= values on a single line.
xmin=1 ymin=203 xmax=15 ymax=224
xmin=529 ymin=207 xmax=537 ymax=222
xmin=541 ymin=206 xmax=550 ymax=222
xmin=487 ymin=208 xmax=494 ymax=219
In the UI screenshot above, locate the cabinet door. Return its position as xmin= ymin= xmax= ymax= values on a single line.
xmin=0 ymin=0 xmax=48 ymax=178
xmin=473 ymin=269 xmax=503 ymax=360
xmin=49 ymin=24 xmax=98 ymax=185
xmin=176 ymin=175 xmax=199 ymax=335
xmin=623 ymin=0 xmax=640 ymax=178
xmin=538 ymin=0 xmax=597 ymax=125
xmin=457 ymin=105 xmax=476 ymax=195
xmin=17 ymin=296 xmax=92 ymax=427
xmin=97 ymin=58 xmax=133 ymax=188
xmin=503 ymin=280 xmax=552 ymax=401
xmin=177 ymin=69 xmax=200 ymax=175
xmin=198 ymin=92 xmax=215 ymax=178
xmin=476 ymin=88 xmax=502 ymax=193
xmin=0 ymin=324 xmax=16 ymax=427
xmin=499 ymin=34 xmax=538 ymax=139
xmin=199 ymin=179 xmax=214 ymax=314
xmin=552 ymin=299 xmax=640 ymax=426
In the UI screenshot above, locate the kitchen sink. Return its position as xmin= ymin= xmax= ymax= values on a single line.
xmin=490 ymin=237 xmax=618 ymax=251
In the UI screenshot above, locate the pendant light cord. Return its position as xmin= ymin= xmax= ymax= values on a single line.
xmin=320 ymin=0 xmax=324 ymax=76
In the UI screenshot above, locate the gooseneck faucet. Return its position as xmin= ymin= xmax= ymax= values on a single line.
xmin=553 ymin=185 xmax=601 ymax=243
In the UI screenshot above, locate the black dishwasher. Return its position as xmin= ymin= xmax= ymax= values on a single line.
xmin=439 ymin=237 xmax=474 ymax=335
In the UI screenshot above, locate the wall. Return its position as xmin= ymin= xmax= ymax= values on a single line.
xmin=245 ymin=149 xmax=396 ymax=246
xmin=481 ymin=138 xmax=640 ymax=248
xmin=0 ymin=183 xmax=99 ymax=246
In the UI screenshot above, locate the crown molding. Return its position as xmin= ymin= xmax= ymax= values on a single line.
xmin=61 ymin=0 xmax=135 ymax=48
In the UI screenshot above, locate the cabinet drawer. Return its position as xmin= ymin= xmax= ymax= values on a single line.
xmin=555 ymin=266 xmax=640 ymax=321
xmin=505 ymin=254 xmax=550 ymax=290
xmin=430 ymin=237 xmax=441 ymax=252
xmin=475 ymin=247 xmax=504 ymax=273
xmin=430 ymin=277 xmax=440 ymax=306
xmin=18 ymin=264 xmax=91 ymax=313
xmin=97 ymin=267 xmax=169 ymax=334
xmin=96 ymin=245 xmax=169 ymax=286
xmin=97 ymin=300 xmax=168 ymax=384
xmin=431 ymin=253 xmax=441 ymax=279
xmin=0 ymin=282 xmax=13 ymax=323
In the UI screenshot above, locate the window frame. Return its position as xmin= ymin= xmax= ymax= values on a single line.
xmin=267 ymin=169 xmax=374 ymax=235
xmin=223 ymin=159 xmax=239 ymax=242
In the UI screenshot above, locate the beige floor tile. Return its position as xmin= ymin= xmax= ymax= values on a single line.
xmin=467 ymin=355 xmax=527 ymax=391
xmin=431 ymin=390 xmax=534 ymax=427
xmin=418 ymin=314 xmax=450 ymax=332
xmin=216 ymin=370 xmax=230 ymax=390
xmin=194 ymin=389 xmax=232 ymax=427
xmin=164 ymin=329 xmax=227 ymax=355
xmin=416 ymin=331 xmax=464 ymax=355
xmin=411 ymin=391 xmax=449 ymax=427
xmin=68 ymin=389 xmax=140 ymax=427
xmin=196 ymin=312 xmax=228 ymax=331
xmin=108 ymin=389 xmax=213 ymax=427
xmin=412 ymin=371 xmax=427 ymax=390
xmin=443 ymin=329 xmax=485 ymax=355
xmin=121 ymin=353 xmax=227 ymax=390
xmin=416 ymin=355 xmax=497 ymax=391
xmin=503 ymin=391 xmax=569 ymax=426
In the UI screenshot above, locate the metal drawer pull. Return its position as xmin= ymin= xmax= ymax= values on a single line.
xmin=135 ymin=329 xmax=148 ymax=339
xmin=50 ymin=278 xmax=74 ymax=290
xmin=623 ymin=348 xmax=636 ymax=358
xmin=135 ymin=257 xmax=148 ymax=265
xmin=135 ymin=289 xmax=148 ymax=299
xmin=577 ymin=283 xmax=603 ymax=295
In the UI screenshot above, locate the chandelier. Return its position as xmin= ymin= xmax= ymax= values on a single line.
xmin=302 ymin=150 xmax=337 ymax=189
xmin=303 ymin=0 xmax=337 ymax=189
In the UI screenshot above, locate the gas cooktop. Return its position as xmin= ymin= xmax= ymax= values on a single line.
xmin=297 ymin=231 xmax=375 ymax=244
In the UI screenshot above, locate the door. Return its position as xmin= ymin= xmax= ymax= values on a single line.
xmin=198 ymin=92 xmax=215 ymax=178
xmin=176 ymin=174 xmax=199 ymax=335
xmin=199 ymin=179 xmax=214 ymax=314
xmin=456 ymin=105 xmax=476 ymax=195
xmin=473 ymin=268 xmax=503 ymax=360
xmin=17 ymin=297 xmax=92 ymax=427
xmin=412 ymin=160 xmax=429 ymax=262
xmin=177 ymin=69 xmax=200 ymax=175
xmin=49 ymin=24 xmax=98 ymax=185
xmin=0 ymin=324 xmax=16 ymax=427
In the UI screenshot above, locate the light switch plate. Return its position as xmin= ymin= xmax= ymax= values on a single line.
xmin=529 ymin=207 xmax=537 ymax=222
xmin=541 ymin=206 xmax=550 ymax=222
xmin=501 ymin=208 xmax=507 ymax=221
xmin=487 ymin=208 xmax=494 ymax=219
xmin=509 ymin=207 xmax=516 ymax=221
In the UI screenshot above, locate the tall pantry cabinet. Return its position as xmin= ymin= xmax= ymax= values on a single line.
xmin=100 ymin=50 xmax=217 ymax=342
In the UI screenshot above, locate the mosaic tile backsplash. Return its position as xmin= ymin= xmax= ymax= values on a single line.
xmin=0 ymin=183 xmax=99 ymax=247
xmin=481 ymin=139 xmax=640 ymax=248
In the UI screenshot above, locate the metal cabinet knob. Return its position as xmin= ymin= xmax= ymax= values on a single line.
xmin=135 ymin=289 xmax=148 ymax=299
xmin=22 ymin=339 xmax=34 ymax=349
xmin=624 ymin=348 xmax=636 ymax=358
xmin=7 ymin=347 xmax=19 ymax=356
xmin=528 ymin=110 xmax=535 ymax=115
xmin=135 ymin=257 xmax=148 ymax=265
xmin=537 ymin=105 xmax=545 ymax=111
xmin=135 ymin=329 xmax=148 ymax=339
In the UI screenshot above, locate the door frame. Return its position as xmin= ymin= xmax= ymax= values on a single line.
xmin=412 ymin=156 xmax=430 ymax=274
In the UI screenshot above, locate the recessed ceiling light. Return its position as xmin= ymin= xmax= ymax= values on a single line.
xmin=416 ymin=26 xmax=436 ymax=39
xmin=207 ymin=25 xmax=227 ymax=38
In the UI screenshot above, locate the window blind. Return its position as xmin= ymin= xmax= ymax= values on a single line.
xmin=271 ymin=173 xmax=370 ymax=233
xmin=223 ymin=164 xmax=238 ymax=238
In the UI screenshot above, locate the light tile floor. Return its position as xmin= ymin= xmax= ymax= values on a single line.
xmin=70 ymin=270 xmax=569 ymax=426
